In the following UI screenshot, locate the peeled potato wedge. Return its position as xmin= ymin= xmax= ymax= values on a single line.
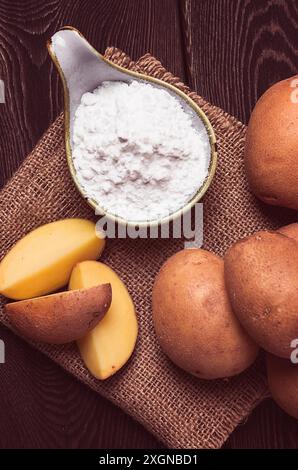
xmin=69 ymin=261 xmax=138 ymax=380
xmin=0 ymin=218 xmax=105 ymax=300
xmin=5 ymin=284 xmax=112 ymax=344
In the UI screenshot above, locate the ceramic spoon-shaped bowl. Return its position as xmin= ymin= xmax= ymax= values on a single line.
xmin=47 ymin=26 xmax=217 ymax=227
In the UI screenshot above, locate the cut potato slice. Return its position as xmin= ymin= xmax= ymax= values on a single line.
xmin=5 ymin=284 xmax=111 ymax=344
xmin=69 ymin=261 xmax=138 ymax=380
xmin=0 ymin=218 xmax=105 ymax=300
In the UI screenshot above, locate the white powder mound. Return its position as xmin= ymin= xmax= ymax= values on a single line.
xmin=72 ymin=80 xmax=210 ymax=221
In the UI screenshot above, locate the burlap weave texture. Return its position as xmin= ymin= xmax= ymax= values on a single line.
xmin=1 ymin=48 xmax=288 ymax=448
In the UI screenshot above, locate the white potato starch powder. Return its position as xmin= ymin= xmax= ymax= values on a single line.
xmin=72 ymin=81 xmax=210 ymax=221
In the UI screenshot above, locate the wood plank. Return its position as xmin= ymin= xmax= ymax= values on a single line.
xmin=0 ymin=0 xmax=184 ymax=448
xmin=0 ymin=0 xmax=185 ymax=187
xmin=180 ymin=0 xmax=298 ymax=123
xmin=0 ymin=327 xmax=161 ymax=448
xmin=181 ymin=0 xmax=298 ymax=448
xmin=227 ymin=399 xmax=298 ymax=449
xmin=0 ymin=0 xmax=298 ymax=449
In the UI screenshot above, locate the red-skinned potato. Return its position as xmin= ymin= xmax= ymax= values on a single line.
xmin=266 ymin=353 xmax=298 ymax=419
xmin=245 ymin=75 xmax=298 ymax=210
xmin=224 ymin=231 xmax=298 ymax=358
xmin=152 ymin=248 xmax=258 ymax=379
xmin=5 ymin=284 xmax=112 ymax=344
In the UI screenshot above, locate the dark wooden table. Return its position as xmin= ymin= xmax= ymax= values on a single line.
xmin=0 ymin=0 xmax=297 ymax=448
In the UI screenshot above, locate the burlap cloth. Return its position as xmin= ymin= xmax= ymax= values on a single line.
xmin=1 ymin=48 xmax=295 ymax=449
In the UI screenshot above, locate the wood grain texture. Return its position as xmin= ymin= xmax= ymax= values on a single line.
xmin=180 ymin=0 xmax=298 ymax=123
xmin=228 ymin=399 xmax=298 ymax=449
xmin=0 ymin=0 xmax=181 ymax=449
xmin=0 ymin=326 xmax=162 ymax=449
xmin=0 ymin=0 xmax=185 ymax=187
xmin=0 ymin=0 xmax=298 ymax=449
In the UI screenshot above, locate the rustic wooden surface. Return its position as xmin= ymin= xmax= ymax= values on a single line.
xmin=0 ymin=0 xmax=297 ymax=448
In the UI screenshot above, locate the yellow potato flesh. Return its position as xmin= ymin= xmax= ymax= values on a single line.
xmin=69 ymin=261 xmax=138 ymax=380
xmin=0 ymin=219 xmax=105 ymax=300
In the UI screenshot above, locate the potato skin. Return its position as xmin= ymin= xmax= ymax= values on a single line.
xmin=266 ymin=353 xmax=298 ymax=419
xmin=224 ymin=231 xmax=298 ymax=358
xmin=278 ymin=223 xmax=298 ymax=242
xmin=244 ymin=76 xmax=298 ymax=210
xmin=152 ymin=249 xmax=258 ymax=379
xmin=5 ymin=284 xmax=112 ymax=344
